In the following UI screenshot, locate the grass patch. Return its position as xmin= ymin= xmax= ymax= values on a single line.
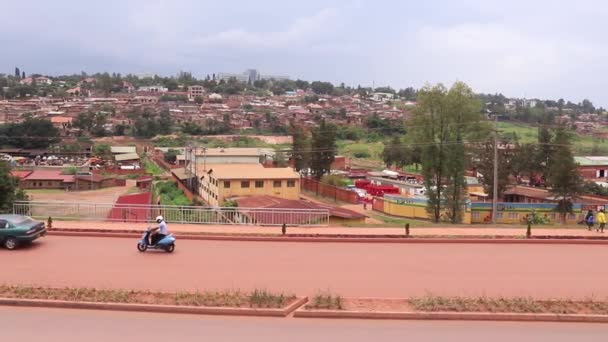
xmin=498 ymin=121 xmax=608 ymax=154
xmin=337 ymin=140 xmax=384 ymax=161
xmin=306 ymin=291 xmax=344 ymax=310
xmin=408 ymin=295 xmax=608 ymax=315
xmin=0 ymin=285 xmax=295 ymax=309
xmin=154 ymin=181 xmax=191 ymax=206
xmin=142 ymin=157 xmax=165 ymax=176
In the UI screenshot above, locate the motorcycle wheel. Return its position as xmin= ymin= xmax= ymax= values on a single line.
xmin=165 ymin=244 xmax=175 ymax=253
xmin=137 ymin=243 xmax=147 ymax=252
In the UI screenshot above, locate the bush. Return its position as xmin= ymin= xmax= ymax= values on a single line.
xmin=62 ymin=166 xmax=78 ymax=175
xmin=155 ymin=181 xmax=191 ymax=206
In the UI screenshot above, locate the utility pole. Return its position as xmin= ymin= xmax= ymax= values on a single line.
xmin=492 ymin=114 xmax=498 ymax=223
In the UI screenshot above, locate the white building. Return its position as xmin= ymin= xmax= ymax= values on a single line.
xmin=138 ymin=86 xmax=168 ymax=93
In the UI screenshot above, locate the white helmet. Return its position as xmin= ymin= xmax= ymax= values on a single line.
xmin=156 ymin=216 xmax=164 ymax=223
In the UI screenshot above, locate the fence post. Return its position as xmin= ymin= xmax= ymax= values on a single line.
xmin=405 ymin=223 xmax=410 ymax=237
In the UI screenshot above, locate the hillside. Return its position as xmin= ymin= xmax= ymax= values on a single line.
xmin=498 ymin=122 xmax=608 ymax=154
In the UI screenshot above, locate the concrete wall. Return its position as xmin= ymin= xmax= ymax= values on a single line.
xmin=200 ymin=177 xmax=300 ymax=206
xmin=373 ymin=197 xmax=472 ymax=224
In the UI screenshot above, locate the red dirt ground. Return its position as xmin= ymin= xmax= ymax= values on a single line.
xmin=2 ymin=236 xmax=608 ymax=300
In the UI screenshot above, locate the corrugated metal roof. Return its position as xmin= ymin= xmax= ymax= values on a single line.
xmin=111 ymin=146 xmax=137 ymax=154
xmin=575 ymin=156 xmax=608 ymax=166
xmin=114 ymin=153 xmax=140 ymax=161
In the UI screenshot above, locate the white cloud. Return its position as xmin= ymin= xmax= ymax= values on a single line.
xmin=194 ymin=8 xmax=339 ymax=49
xmin=407 ymin=23 xmax=606 ymax=99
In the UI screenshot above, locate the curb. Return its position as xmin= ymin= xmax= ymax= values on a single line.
xmin=0 ymin=297 xmax=308 ymax=318
xmin=293 ymin=309 xmax=608 ymax=323
xmin=47 ymin=230 xmax=608 ymax=244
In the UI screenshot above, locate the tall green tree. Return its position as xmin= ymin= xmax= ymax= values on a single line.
xmin=536 ymin=124 xmax=553 ymax=180
xmin=382 ymin=136 xmax=409 ymax=168
xmin=411 ymin=82 xmax=482 ymax=223
xmin=310 ymin=120 xmax=337 ymax=180
xmin=442 ymin=82 xmax=482 ymax=223
xmin=547 ymin=125 xmax=581 ymax=222
xmin=291 ymin=124 xmax=310 ymax=173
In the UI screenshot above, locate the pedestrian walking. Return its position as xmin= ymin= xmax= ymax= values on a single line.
xmin=584 ymin=210 xmax=595 ymax=231
xmin=597 ymin=209 xmax=606 ymax=233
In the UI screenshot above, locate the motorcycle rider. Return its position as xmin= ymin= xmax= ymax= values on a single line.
xmin=150 ymin=216 xmax=169 ymax=245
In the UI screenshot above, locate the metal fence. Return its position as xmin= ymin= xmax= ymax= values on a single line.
xmin=13 ymin=201 xmax=329 ymax=226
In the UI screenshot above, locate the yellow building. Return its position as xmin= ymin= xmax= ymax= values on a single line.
xmin=198 ymin=164 xmax=300 ymax=206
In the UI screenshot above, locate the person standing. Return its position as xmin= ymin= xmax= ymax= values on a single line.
xmin=584 ymin=210 xmax=595 ymax=231
xmin=597 ymin=209 xmax=606 ymax=233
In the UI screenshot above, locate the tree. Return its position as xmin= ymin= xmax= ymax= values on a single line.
xmin=291 ymin=124 xmax=310 ymax=173
xmin=113 ymin=124 xmax=127 ymax=136
xmin=474 ymin=142 xmax=512 ymax=200
xmin=274 ymin=151 xmax=288 ymax=167
xmin=310 ymin=120 xmax=337 ymax=180
xmin=94 ymin=144 xmax=112 ymax=159
xmin=511 ymin=143 xmax=541 ymax=185
xmin=164 ymin=149 xmax=179 ymax=164
xmin=411 ymin=82 xmax=483 ymax=223
xmin=547 ymin=125 xmax=582 ymax=222
xmin=310 ymin=81 xmax=334 ymax=95
xmin=158 ymin=110 xmax=173 ymax=135
xmin=194 ymin=96 xmax=204 ymax=104
xmin=0 ymin=162 xmax=27 ymax=212
xmin=382 ymin=136 xmax=409 ymax=168
xmin=0 ymin=117 xmax=60 ymax=149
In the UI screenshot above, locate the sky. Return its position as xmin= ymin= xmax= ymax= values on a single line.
xmin=1 ymin=0 xmax=608 ymax=106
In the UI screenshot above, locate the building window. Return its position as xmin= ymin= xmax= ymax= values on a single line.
xmin=273 ymin=180 xmax=282 ymax=188
xmin=241 ymin=181 xmax=250 ymax=188
xmin=287 ymin=180 xmax=296 ymax=188
xmin=255 ymin=181 xmax=264 ymax=188
xmin=508 ymin=213 xmax=519 ymax=219
xmin=224 ymin=181 xmax=230 ymax=188
xmin=472 ymin=212 xmax=480 ymax=219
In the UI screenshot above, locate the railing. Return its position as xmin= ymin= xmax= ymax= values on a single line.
xmin=13 ymin=201 xmax=329 ymax=226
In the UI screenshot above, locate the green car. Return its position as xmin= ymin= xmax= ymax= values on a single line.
xmin=0 ymin=214 xmax=47 ymax=250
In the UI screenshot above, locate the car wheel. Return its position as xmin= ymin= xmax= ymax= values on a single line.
xmin=165 ymin=244 xmax=175 ymax=253
xmin=4 ymin=237 xmax=18 ymax=250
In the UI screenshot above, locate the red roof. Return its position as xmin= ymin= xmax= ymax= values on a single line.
xmin=75 ymin=174 xmax=111 ymax=183
xmin=107 ymin=192 xmax=152 ymax=222
xmin=235 ymin=195 xmax=365 ymax=221
xmin=24 ymin=170 xmax=75 ymax=183
xmin=10 ymin=170 xmax=32 ymax=179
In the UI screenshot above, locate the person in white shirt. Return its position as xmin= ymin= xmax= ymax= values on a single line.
xmin=150 ymin=216 xmax=169 ymax=245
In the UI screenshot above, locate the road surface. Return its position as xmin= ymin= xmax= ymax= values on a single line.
xmin=2 ymin=236 xmax=608 ymax=298
xmin=3 ymin=307 xmax=608 ymax=341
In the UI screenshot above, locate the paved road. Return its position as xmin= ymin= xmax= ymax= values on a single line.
xmin=2 ymin=236 xmax=608 ymax=298
xmin=3 ymin=307 xmax=608 ymax=341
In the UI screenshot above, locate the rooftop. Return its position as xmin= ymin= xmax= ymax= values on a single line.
xmin=197 ymin=164 xmax=299 ymax=180
xmin=575 ymin=156 xmax=608 ymax=166
xmin=24 ymin=170 xmax=75 ymax=183
xmin=234 ymin=195 xmax=365 ymax=219
xmin=114 ymin=153 xmax=140 ymax=162
xmin=197 ymin=148 xmax=274 ymax=157
xmin=111 ymin=146 xmax=137 ymax=154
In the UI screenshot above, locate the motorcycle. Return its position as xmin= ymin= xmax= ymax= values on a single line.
xmin=137 ymin=227 xmax=176 ymax=253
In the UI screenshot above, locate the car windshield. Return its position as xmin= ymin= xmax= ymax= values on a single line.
xmin=9 ymin=216 xmax=35 ymax=225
